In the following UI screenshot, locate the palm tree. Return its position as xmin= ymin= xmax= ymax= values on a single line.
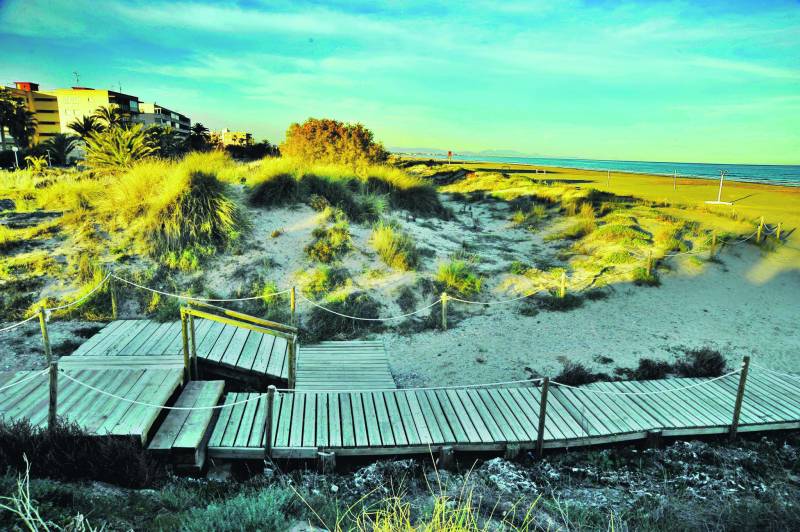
xmin=187 ymin=122 xmax=210 ymax=151
xmin=93 ymin=104 xmax=125 ymax=129
xmin=68 ymin=115 xmax=105 ymax=140
xmin=84 ymin=124 xmax=155 ymax=169
xmin=0 ymin=89 xmax=19 ymax=151
xmin=41 ymin=134 xmax=80 ymax=166
xmin=145 ymin=125 xmax=185 ymax=158
xmin=8 ymin=106 xmax=37 ymax=149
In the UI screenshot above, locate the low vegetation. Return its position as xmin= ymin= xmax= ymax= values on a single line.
xmin=369 ymin=220 xmax=419 ymax=271
xmin=436 ymin=258 xmax=482 ymax=296
xmin=305 ymin=209 xmax=351 ymax=263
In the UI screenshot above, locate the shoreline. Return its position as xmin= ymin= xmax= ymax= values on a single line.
xmin=403 ymin=155 xmax=800 ymax=188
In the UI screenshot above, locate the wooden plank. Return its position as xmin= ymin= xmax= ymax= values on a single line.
xmin=373 ymin=393 xmax=395 ymax=447
xmin=340 ymin=393 xmax=355 ymax=447
xmin=438 ymin=390 xmax=473 ymax=443
xmin=149 ymin=383 xmax=205 ymax=450
xmin=247 ymin=395 xmax=266 ymax=449
xmin=479 ymin=389 xmax=527 ymax=442
xmin=233 ymin=392 xmax=260 ymax=448
xmin=388 ymin=392 xmax=412 ymax=446
xmin=219 ymin=394 xmax=248 ymax=447
xmin=117 ymin=321 xmax=160 ymax=355
xmin=421 ymin=390 xmax=455 ymax=443
xmin=328 ymin=393 xmax=342 ymax=448
xmin=362 ymin=393 xmax=383 ymax=446
xmin=302 ymin=393 xmax=317 ymax=447
xmin=404 ymin=392 xmax=432 ymax=445
xmin=221 ymin=328 xmax=250 ymax=368
xmin=252 ymin=334 xmax=276 ymax=375
xmin=494 ymin=388 xmax=539 ymax=441
xmin=82 ymin=369 xmax=147 ymax=434
xmin=68 ymin=321 xmax=118 ymax=357
xmin=350 ymin=394 xmax=369 ymax=447
xmin=269 ymin=336 xmax=288 ymax=380
xmin=288 ymin=393 xmax=305 ymax=448
xmin=315 ymin=393 xmax=329 ymax=448
xmin=208 ymin=394 xmax=238 ymax=447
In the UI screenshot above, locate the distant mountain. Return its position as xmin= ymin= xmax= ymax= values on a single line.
xmin=390 ymin=147 xmax=540 ymax=158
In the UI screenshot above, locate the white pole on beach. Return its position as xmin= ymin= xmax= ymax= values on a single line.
xmin=607 ymin=169 xmax=610 ymax=186
xmin=673 ymin=170 xmax=677 ymax=191
xmin=716 ymin=170 xmax=726 ymax=202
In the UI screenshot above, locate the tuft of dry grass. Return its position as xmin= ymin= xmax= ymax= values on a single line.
xmin=370 ymin=221 xmax=419 ymax=271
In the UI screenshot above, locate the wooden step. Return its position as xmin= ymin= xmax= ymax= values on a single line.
xmin=148 ymin=380 xmax=225 ymax=473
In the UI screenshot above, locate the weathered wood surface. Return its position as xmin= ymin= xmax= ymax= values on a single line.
xmin=149 ymin=380 xmax=225 ymax=470
xmin=295 ymin=341 xmax=396 ymax=391
xmin=208 ymin=371 xmax=800 ymax=459
xmin=68 ymin=319 xmax=289 ymax=381
xmin=0 ymin=367 xmax=183 ymax=444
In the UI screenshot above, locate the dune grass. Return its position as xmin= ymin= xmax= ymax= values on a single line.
xmin=305 ymin=209 xmax=351 ymax=263
xmin=370 ymin=221 xmax=419 ymax=271
xmin=247 ymin=158 xmax=445 ymax=218
xmin=436 ymin=259 xmax=482 ymax=296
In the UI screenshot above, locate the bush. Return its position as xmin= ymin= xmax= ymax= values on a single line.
xmin=370 ymin=221 xmax=419 ymax=271
xmin=280 ymin=117 xmax=388 ymax=167
xmin=300 ymin=265 xmax=350 ymax=298
xmin=0 ymin=419 xmax=158 ymax=488
xmin=305 ymin=212 xmax=351 ymax=263
xmin=537 ymin=293 xmax=583 ymax=311
xmin=179 ymin=487 xmax=295 ymax=532
xmin=436 ymin=259 xmax=482 ymax=296
xmin=632 ymin=266 xmax=660 ymax=286
xmin=616 ymin=358 xmax=673 ymax=380
xmin=302 ymin=291 xmax=382 ymax=342
xmin=248 ymin=172 xmax=297 ymax=206
xmin=676 ymin=347 xmax=728 ymax=378
xmin=554 ymin=361 xmax=610 ymax=386
xmin=84 ymin=124 xmax=156 ymax=169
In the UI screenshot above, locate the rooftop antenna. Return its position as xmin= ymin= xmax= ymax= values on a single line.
xmin=118 ymin=81 xmax=122 ymax=93
xmin=72 ymin=71 xmax=80 ymax=85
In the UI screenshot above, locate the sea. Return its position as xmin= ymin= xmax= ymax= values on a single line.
xmin=437 ymin=155 xmax=800 ymax=187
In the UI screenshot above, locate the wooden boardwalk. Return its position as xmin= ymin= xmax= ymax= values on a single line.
xmin=0 ymin=366 xmax=183 ymax=444
xmin=295 ymin=341 xmax=396 ymax=391
xmin=70 ymin=319 xmax=289 ymax=382
xmin=208 ymin=370 xmax=800 ymax=459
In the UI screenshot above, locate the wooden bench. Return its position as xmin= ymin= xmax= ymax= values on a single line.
xmin=148 ymin=380 xmax=225 ymax=473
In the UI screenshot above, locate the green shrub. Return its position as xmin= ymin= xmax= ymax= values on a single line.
xmin=544 ymin=219 xmax=596 ymax=241
xmin=554 ymin=361 xmax=611 ymax=386
xmin=592 ymin=223 xmax=650 ymax=246
xmin=84 ymin=124 xmax=156 ymax=169
xmin=178 ymin=487 xmax=295 ymax=532
xmin=538 ymin=293 xmax=584 ymax=311
xmin=370 ymin=221 xmax=419 ymax=271
xmin=436 ymin=259 xmax=482 ymax=296
xmin=0 ymin=419 xmax=158 ymax=488
xmin=300 ymin=266 xmax=350 ymax=298
xmin=305 ymin=212 xmax=351 ymax=263
xmin=676 ymin=347 xmax=728 ymax=377
xmin=632 ymin=266 xmax=660 ymax=286
xmin=302 ymin=291 xmax=382 ymax=342
xmin=248 ymin=172 xmax=297 ymax=206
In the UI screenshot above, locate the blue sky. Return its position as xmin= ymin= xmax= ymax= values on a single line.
xmin=1 ymin=0 xmax=799 ymax=164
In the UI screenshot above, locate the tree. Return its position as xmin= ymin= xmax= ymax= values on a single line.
xmin=68 ymin=115 xmax=105 ymax=140
xmin=144 ymin=125 xmax=186 ymax=158
xmin=93 ymin=104 xmax=125 ymax=129
xmin=8 ymin=105 xmax=37 ymax=149
xmin=84 ymin=124 xmax=155 ymax=169
xmin=24 ymin=155 xmax=48 ymax=174
xmin=280 ymin=118 xmax=388 ymax=168
xmin=41 ymin=134 xmax=80 ymax=166
xmin=0 ymin=89 xmax=19 ymax=151
xmin=186 ymin=122 xmax=210 ymax=151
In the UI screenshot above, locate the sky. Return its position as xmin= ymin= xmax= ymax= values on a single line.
xmin=1 ymin=0 xmax=799 ymax=164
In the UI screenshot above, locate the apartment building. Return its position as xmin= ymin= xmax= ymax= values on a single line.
xmin=2 ymin=81 xmax=61 ymax=148
xmin=210 ymin=128 xmax=253 ymax=147
xmin=44 ymin=86 xmax=141 ymax=133
xmin=138 ymin=102 xmax=191 ymax=137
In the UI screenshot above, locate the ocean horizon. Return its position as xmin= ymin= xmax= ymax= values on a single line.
xmin=403 ymin=154 xmax=800 ymax=187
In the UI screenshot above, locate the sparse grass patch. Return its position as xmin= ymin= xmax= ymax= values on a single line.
xmin=302 ymin=291 xmax=382 ymax=342
xmin=554 ymin=360 xmax=611 ymax=386
xmin=305 ymin=210 xmax=351 ymax=263
xmin=299 ymin=265 xmax=350 ymax=298
xmin=370 ymin=221 xmax=419 ymax=271
xmin=436 ymin=259 xmax=482 ymax=296
xmin=676 ymin=347 xmax=728 ymax=377
xmin=632 ymin=266 xmax=660 ymax=286
xmin=537 ymin=293 xmax=584 ymax=312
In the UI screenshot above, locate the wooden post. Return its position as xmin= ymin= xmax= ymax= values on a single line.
xmin=646 ymin=429 xmax=663 ymax=449
xmin=729 ymin=355 xmax=750 ymax=441
xmin=438 ymin=445 xmax=454 ymax=470
xmin=776 ymin=222 xmax=782 ymax=242
xmin=265 ymin=385 xmax=276 ymax=458
xmin=441 ymin=292 xmax=448 ymax=330
xmin=559 ymin=272 xmax=566 ymax=299
xmin=290 ymin=286 xmax=296 ymax=326
xmin=606 ymin=169 xmax=610 ymax=186
xmin=38 ymin=307 xmax=57 ymax=431
xmin=318 ymin=451 xmax=336 ymax=473
xmin=287 ymin=336 xmax=297 ymax=389
xmin=180 ymin=310 xmax=191 ymax=381
xmin=536 ymin=377 xmax=549 ymax=458
xmin=110 ymin=278 xmax=118 ymax=320
xmin=189 ymin=314 xmax=199 ymax=379
xmin=757 ymin=216 xmax=764 ymax=243
xmin=673 ymin=170 xmax=677 ymax=191
xmin=710 ymin=231 xmax=717 ymax=259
